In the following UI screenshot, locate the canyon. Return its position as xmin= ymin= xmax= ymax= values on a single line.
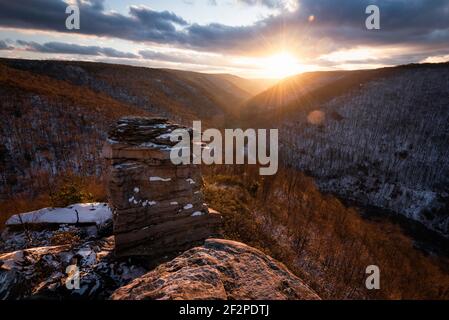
xmin=0 ymin=118 xmax=319 ymax=300
xmin=244 ymin=63 xmax=449 ymax=237
xmin=0 ymin=58 xmax=449 ymax=299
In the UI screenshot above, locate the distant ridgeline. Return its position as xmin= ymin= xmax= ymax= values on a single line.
xmin=0 ymin=58 xmax=272 ymax=199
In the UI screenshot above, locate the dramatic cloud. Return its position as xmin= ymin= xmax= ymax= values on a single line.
xmin=9 ymin=40 xmax=226 ymax=66
xmin=1 ymin=0 xmax=448 ymax=56
xmin=15 ymin=40 xmax=139 ymax=58
xmin=0 ymin=0 xmax=448 ymax=73
xmin=292 ymin=0 xmax=449 ymax=44
xmin=0 ymin=0 xmax=188 ymax=42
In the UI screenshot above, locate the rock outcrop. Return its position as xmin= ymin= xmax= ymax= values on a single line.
xmin=0 ymin=234 xmax=320 ymax=300
xmin=0 ymin=236 xmax=148 ymax=299
xmin=111 ymin=238 xmax=320 ymax=300
xmin=104 ymin=116 xmax=222 ymax=257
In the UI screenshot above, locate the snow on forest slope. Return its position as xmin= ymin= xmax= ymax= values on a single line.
xmin=245 ymin=63 xmax=449 ymax=236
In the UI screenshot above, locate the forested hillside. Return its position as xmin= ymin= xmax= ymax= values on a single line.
xmin=204 ymin=166 xmax=449 ymax=299
xmin=1 ymin=59 xmax=448 ymax=300
xmin=2 ymin=59 xmax=449 ymax=238
xmin=242 ymin=63 xmax=449 ymax=236
xmin=0 ymin=58 xmax=271 ymax=199
xmin=1 ymin=59 xmax=272 ymax=125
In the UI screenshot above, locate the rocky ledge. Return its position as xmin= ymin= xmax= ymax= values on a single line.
xmin=111 ymin=238 xmax=320 ymax=300
xmin=0 ymin=233 xmax=319 ymax=300
xmin=0 ymin=236 xmax=148 ymax=299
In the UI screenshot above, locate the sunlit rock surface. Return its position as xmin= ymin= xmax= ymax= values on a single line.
xmin=111 ymin=238 xmax=320 ymax=300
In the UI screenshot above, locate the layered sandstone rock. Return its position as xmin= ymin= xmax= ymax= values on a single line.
xmin=111 ymin=238 xmax=321 ymax=300
xmin=104 ymin=116 xmax=221 ymax=257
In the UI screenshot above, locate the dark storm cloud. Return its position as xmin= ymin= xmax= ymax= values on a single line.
xmin=0 ymin=0 xmax=188 ymax=42
xmin=0 ymin=0 xmax=448 ymax=59
xmin=289 ymin=0 xmax=449 ymax=45
xmin=16 ymin=40 xmax=139 ymax=58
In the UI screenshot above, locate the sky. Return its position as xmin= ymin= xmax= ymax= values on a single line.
xmin=0 ymin=0 xmax=448 ymax=79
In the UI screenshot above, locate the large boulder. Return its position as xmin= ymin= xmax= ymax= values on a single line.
xmin=111 ymin=238 xmax=320 ymax=300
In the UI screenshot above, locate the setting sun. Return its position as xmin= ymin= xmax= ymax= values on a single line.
xmin=262 ymin=52 xmax=305 ymax=79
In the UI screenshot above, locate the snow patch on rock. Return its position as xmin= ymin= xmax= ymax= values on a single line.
xmin=5 ymin=203 xmax=112 ymax=227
